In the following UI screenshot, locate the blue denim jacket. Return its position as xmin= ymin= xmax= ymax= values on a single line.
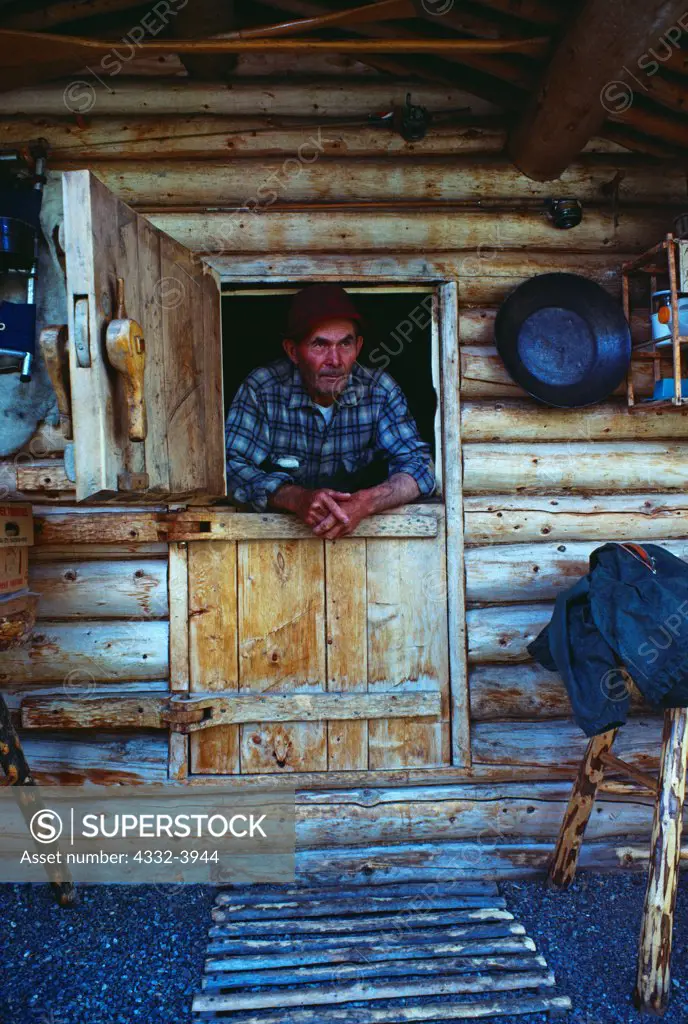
xmin=528 ymin=542 xmax=688 ymax=736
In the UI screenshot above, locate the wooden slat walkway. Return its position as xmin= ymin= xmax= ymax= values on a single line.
xmin=191 ymin=881 xmax=571 ymax=1021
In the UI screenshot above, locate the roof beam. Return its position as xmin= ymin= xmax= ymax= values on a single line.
xmin=508 ymin=0 xmax=688 ymax=180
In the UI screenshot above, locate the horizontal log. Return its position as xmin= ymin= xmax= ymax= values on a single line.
xmin=0 ymin=458 xmax=74 ymax=499
xmin=463 ymin=442 xmax=688 ymax=492
xmin=30 ymin=543 xmax=168 ymax=561
xmin=292 ymin=781 xmax=657 ymax=849
xmin=459 ymin=307 xmax=651 ymax=346
xmin=293 ymin=838 xmax=685 ymax=885
xmin=22 ymin=694 xmax=165 ymax=730
xmin=472 ymin=716 xmax=664 ymax=772
xmin=213 ymin=252 xmax=627 ymax=297
xmin=165 ymin=509 xmax=438 ymax=540
xmin=459 ymin=346 xmax=656 ymax=399
xmin=0 ymin=81 xmax=496 ymax=117
xmin=29 ymin=559 xmax=168 ymax=619
xmin=613 ymin=101 xmax=688 ymax=155
xmin=0 ymin=680 xmax=167 ymax=712
xmin=0 ymin=620 xmax=168 ymax=684
xmin=465 ymin=539 xmax=688 ymax=603
xmin=21 ymin=691 xmax=441 ymax=730
xmin=461 ymin=399 xmax=688 ymax=441
xmin=188 ymin=762 xmax=650 ymax=790
xmin=149 ymin=207 xmax=676 ymax=253
xmin=3 ymin=118 xmax=508 ymax=161
xmin=19 ymin=731 xmax=168 ymax=784
xmin=79 ymin=157 xmax=688 ymax=206
xmin=33 ymin=510 xmax=162 ymax=545
xmin=213 ymin=879 xmax=499 ymax=903
xmin=464 ymin=493 xmax=688 ymax=545
xmin=31 ymin=507 xmax=437 ymax=545
xmin=201 ymin=953 xmax=545 ymax=987
xmin=192 ymin=970 xmax=557 ymax=1014
xmin=469 ymin=663 xmax=647 ymax=721
xmin=467 ymin=604 xmax=551 ymax=663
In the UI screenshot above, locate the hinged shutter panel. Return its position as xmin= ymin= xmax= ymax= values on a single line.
xmin=62 ymin=169 xmax=225 ymax=503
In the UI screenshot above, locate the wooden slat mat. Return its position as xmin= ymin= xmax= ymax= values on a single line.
xmin=191 ymin=881 xmax=571 ymax=1021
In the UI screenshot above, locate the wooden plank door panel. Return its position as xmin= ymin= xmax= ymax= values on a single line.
xmin=183 ymin=525 xmax=449 ymax=776
xmin=62 ymin=169 xmax=225 ymax=502
xmin=237 ymin=540 xmax=327 ymax=773
xmin=325 ymin=539 xmax=368 ymax=771
xmin=188 ymin=540 xmax=240 ymax=775
xmin=367 ymin=520 xmax=450 ymax=770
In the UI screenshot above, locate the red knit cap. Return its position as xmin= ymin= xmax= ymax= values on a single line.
xmin=286 ymin=284 xmax=362 ymax=342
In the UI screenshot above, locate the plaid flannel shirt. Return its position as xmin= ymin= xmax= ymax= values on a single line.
xmin=224 ymin=357 xmax=436 ymax=510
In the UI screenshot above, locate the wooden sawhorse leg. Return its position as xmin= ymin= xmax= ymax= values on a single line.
xmin=0 ymin=694 xmax=77 ymax=907
xmin=634 ymin=707 xmax=688 ymax=1015
xmin=547 ymin=728 xmax=618 ymax=889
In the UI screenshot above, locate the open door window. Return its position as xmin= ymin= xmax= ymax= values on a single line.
xmin=61 ymin=170 xmax=226 ymax=503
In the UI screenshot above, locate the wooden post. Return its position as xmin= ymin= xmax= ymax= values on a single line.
xmin=508 ymin=0 xmax=688 ymax=180
xmin=547 ymin=728 xmax=618 ymax=889
xmin=0 ymin=695 xmax=77 ymax=907
xmin=634 ymin=707 xmax=688 ymax=1014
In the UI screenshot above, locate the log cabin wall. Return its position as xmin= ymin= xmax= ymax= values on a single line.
xmin=1 ymin=63 xmax=686 ymax=879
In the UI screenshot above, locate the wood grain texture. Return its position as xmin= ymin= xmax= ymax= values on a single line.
xmin=367 ymin=524 xmax=449 ymax=770
xmin=439 ymin=281 xmax=470 ymax=768
xmin=0 ymin=81 xmax=491 ymax=117
xmin=470 ymin=663 xmax=646 ymax=721
xmin=79 ymin=158 xmax=688 ymax=206
xmin=467 ymin=604 xmax=551 ymax=664
xmin=29 ymin=559 xmax=167 ymax=619
xmin=463 ymin=442 xmax=688 ymax=493
xmin=635 ymin=708 xmax=688 ymax=1013
xmin=62 ymin=169 xmax=225 ymax=502
xmin=2 ymin=119 xmax=508 ymax=161
xmin=238 ymin=541 xmax=327 ymax=773
xmin=459 ymin=346 xmax=657 ymax=400
xmin=19 ymin=692 xmax=440 ymax=731
xmin=547 ymin=729 xmax=618 ymax=889
xmin=464 ymin=494 xmax=688 ymax=546
xmin=188 ymin=540 xmax=240 ymax=774
xmin=465 ymin=540 xmax=688 ymax=604
xmin=33 ymin=510 xmax=162 ymax=545
xmin=325 ymin=539 xmax=368 ymax=771
xmin=472 ymin=717 xmax=665 ymax=772
xmin=167 ymin=541 xmax=189 ymax=781
xmin=166 ymin=509 xmax=438 ymax=541
xmin=461 ymin=400 xmax=688 ymax=442
xmin=150 ymin=207 xmax=675 ymax=255
xmin=0 ymin=620 xmax=168 ymax=684
xmin=19 ymin=731 xmax=168 ymax=785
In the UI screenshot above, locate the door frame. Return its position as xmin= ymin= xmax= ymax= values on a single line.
xmin=172 ymin=261 xmax=469 ymax=780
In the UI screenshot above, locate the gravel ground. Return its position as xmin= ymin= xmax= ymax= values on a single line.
xmin=1 ymin=874 xmax=687 ymax=1023
xmin=501 ymin=872 xmax=688 ymax=1024
xmin=0 ymin=883 xmax=216 ymax=1024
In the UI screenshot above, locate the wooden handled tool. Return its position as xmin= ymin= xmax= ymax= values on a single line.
xmin=39 ymin=324 xmax=72 ymax=439
xmin=105 ymin=278 xmax=147 ymax=442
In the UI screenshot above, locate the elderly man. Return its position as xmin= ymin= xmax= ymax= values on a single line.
xmin=224 ymin=283 xmax=435 ymax=540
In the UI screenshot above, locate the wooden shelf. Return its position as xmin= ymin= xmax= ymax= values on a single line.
xmin=628 ymin=398 xmax=688 ymax=412
xmin=624 ymin=233 xmax=686 ymax=410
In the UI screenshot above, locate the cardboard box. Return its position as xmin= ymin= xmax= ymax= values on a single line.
xmin=0 ymin=546 xmax=29 ymax=594
xmin=0 ymin=503 xmax=33 ymax=546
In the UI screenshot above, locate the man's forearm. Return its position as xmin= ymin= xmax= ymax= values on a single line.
xmin=267 ymin=483 xmax=307 ymax=514
xmin=358 ymin=473 xmax=420 ymax=515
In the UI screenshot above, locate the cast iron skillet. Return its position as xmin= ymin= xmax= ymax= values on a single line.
xmin=494 ymin=272 xmax=631 ymax=408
